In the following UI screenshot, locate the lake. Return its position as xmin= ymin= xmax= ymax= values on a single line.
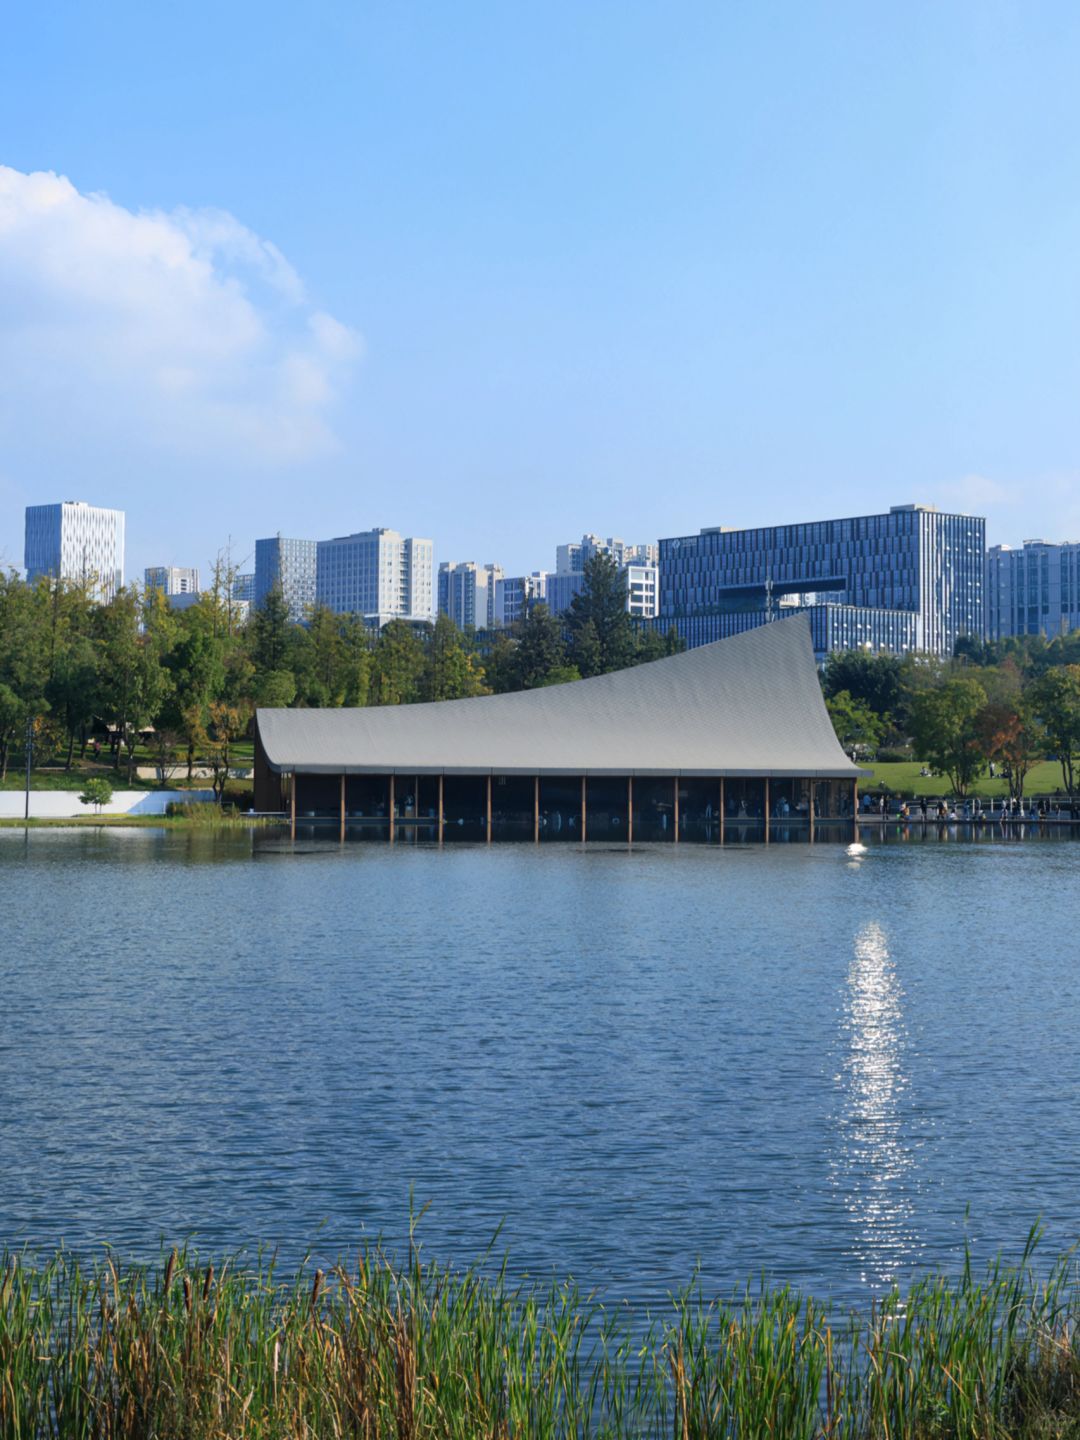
xmin=1 ymin=825 xmax=1077 ymax=1308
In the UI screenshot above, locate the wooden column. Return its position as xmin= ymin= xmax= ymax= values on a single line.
xmin=627 ymin=775 xmax=634 ymax=844
xmin=808 ymin=779 xmax=815 ymax=843
xmin=290 ymin=771 xmax=296 ymax=840
xmin=853 ymin=778 xmax=858 ymax=820
xmin=719 ymin=777 xmax=725 ymax=845
xmin=389 ymin=774 xmax=395 ymax=844
xmin=764 ymin=777 xmax=770 ymax=844
xmin=340 ymin=773 xmax=346 ymax=842
xmin=486 ymin=774 xmax=493 ymax=843
xmin=533 ymin=776 xmax=540 ymax=843
xmin=581 ymin=775 xmax=587 ymax=843
xmin=673 ymin=777 xmax=679 ymax=843
xmin=438 ymin=774 xmax=445 ymax=844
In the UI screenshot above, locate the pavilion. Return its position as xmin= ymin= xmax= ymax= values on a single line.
xmin=253 ymin=614 xmax=866 ymax=841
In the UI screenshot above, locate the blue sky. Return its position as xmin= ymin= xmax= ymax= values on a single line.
xmin=2 ymin=1 xmax=1080 ymax=580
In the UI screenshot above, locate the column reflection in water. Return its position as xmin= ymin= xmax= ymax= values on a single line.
xmin=831 ymin=919 xmax=919 ymax=1288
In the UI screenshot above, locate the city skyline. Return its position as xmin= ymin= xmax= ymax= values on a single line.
xmin=4 ymin=4 xmax=1080 ymax=578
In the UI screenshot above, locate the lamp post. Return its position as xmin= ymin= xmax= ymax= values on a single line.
xmin=24 ymin=714 xmax=33 ymax=822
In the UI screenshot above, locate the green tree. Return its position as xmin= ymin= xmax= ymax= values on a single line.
xmin=78 ymin=776 xmax=113 ymax=814
xmin=47 ymin=633 xmax=101 ymax=770
xmin=515 ymin=603 xmax=569 ymax=690
xmin=822 ymin=649 xmax=905 ymax=723
xmin=825 ymin=689 xmax=886 ymax=759
xmin=567 ymin=554 xmax=635 ymax=676
xmin=908 ymin=676 xmax=988 ymax=797
xmin=422 ymin=615 xmax=489 ymax=701
xmin=251 ymin=585 xmax=292 ymax=674
xmin=0 ymin=572 xmax=50 ymax=779
xmin=94 ymin=589 xmax=168 ymax=782
xmin=253 ymin=669 xmax=298 ymax=709
xmin=634 ymin=627 xmax=667 ymax=665
xmin=1030 ymin=665 xmax=1080 ymax=796
xmin=370 ymin=620 xmax=425 ymax=705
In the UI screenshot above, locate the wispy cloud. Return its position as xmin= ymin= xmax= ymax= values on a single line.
xmin=0 ymin=166 xmax=360 ymax=465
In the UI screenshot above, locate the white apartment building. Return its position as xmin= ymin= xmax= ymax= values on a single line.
xmin=438 ymin=561 xmax=504 ymax=630
xmin=555 ymin=533 xmax=659 ymax=576
xmin=550 ymin=533 xmax=660 ymax=620
xmin=316 ymin=528 xmax=434 ymax=623
xmin=24 ymin=501 xmax=125 ymax=601
xmin=144 ymin=565 xmax=200 ymax=595
xmin=987 ymin=540 xmax=1080 ymax=640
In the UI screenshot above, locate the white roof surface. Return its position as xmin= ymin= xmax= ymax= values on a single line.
xmin=256 ymin=615 xmax=862 ymax=778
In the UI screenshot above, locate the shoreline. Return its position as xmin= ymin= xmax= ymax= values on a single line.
xmin=3 ymin=1236 xmax=1077 ymax=1438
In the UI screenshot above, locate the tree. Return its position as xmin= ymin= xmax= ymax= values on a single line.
xmin=514 ymin=603 xmax=569 ymax=690
xmin=79 ymin=777 xmax=113 ymax=814
xmin=254 ymin=669 xmax=298 ymax=709
xmin=422 ymin=615 xmax=488 ymax=701
xmin=825 ymin=689 xmax=886 ymax=759
xmin=370 ymin=621 xmax=425 ymax=705
xmin=908 ymin=677 xmax=988 ymax=797
xmin=94 ymin=588 xmax=168 ymax=782
xmin=47 ymin=633 xmax=101 ymax=770
xmin=251 ymin=585 xmax=292 ymax=674
xmin=822 ymin=650 xmax=905 ymax=725
xmin=568 ymin=618 xmax=601 ymax=681
xmin=205 ymin=700 xmax=251 ymax=802
xmin=1030 ymin=665 xmax=1080 ymax=796
xmin=567 ymin=554 xmax=635 ymax=676
xmin=976 ymin=697 xmax=1045 ymax=800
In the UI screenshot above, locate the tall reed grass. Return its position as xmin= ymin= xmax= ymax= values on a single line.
xmin=2 ymin=1226 xmax=1078 ymax=1438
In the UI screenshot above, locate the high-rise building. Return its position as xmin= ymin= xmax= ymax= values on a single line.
xmin=438 ymin=561 xmax=504 ymax=630
xmin=555 ymin=534 xmax=658 ymax=575
xmin=550 ymin=533 xmax=660 ymax=620
xmin=659 ymin=504 xmax=985 ymax=659
xmin=24 ymin=501 xmax=125 ymax=601
xmin=254 ymin=536 xmax=318 ymax=623
xmin=493 ymin=572 xmax=550 ymax=627
xmin=316 ymin=528 xmax=434 ymax=624
xmin=987 ymin=540 xmax=1080 ymax=640
xmin=144 ymin=565 xmax=200 ymax=595
xmin=232 ymin=572 xmax=256 ymax=604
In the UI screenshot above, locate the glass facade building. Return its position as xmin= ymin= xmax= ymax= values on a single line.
xmin=254 ymin=536 xmax=318 ymax=623
xmin=659 ymin=504 xmax=985 ymax=658
xmin=25 ymin=501 xmax=125 ymax=601
xmin=986 ymin=541 xmax=1080 ymax=641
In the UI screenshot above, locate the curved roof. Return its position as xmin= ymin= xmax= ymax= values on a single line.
xmin=256 ymin=614 xmax=862 ymax=778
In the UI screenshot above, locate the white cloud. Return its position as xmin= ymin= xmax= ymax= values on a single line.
xmin=0 ymin=165 xmax=360 ymax=465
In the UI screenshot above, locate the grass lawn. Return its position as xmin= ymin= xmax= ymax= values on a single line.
xmin=866 ymin=760 xmax=1070 ymax=798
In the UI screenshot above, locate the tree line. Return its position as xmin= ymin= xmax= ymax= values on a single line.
xmin=0 ymin=552 xmax=682 ymax=790
xmin=822 ymin=636 xmax=1080 ymax=798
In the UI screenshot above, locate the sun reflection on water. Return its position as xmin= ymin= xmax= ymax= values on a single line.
xmin=832 ymin=919 xmax=919 ymax=1288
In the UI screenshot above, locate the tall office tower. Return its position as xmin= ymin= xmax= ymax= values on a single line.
xmin=438 ymin=561 xmax=504 ymax=630
xmin=232 ymin=572 xmax=256 ymax=604
xmin=144 ymin=565 xmax=200 ymax=596
xmin=493 ymin=572 xmax=550 ymax=627
xmin=987 ymin=540 xmax=1080 ymax=640
xmin=24 ymin=501 xmax=125 ymax=601
xmin=253 ymin=535 xmax=318 ymax=623
xmin=658 ymin=503 xmax=985 ymax=659
xmin=555 ymin=534 xmax=659 ymax=575
xmin=315 ymin=528 xmax=435 ymax=624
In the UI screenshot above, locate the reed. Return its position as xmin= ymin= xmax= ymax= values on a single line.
xmin=3 ymin=1227 xmax=1080 ymax=1438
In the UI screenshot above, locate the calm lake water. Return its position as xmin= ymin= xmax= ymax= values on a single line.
xmin=1 ymin=826 xmax=1078 ymax=1307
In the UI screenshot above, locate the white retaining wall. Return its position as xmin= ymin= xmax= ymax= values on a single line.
xmin=0 ymin=790 xmax=217 ymax=819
